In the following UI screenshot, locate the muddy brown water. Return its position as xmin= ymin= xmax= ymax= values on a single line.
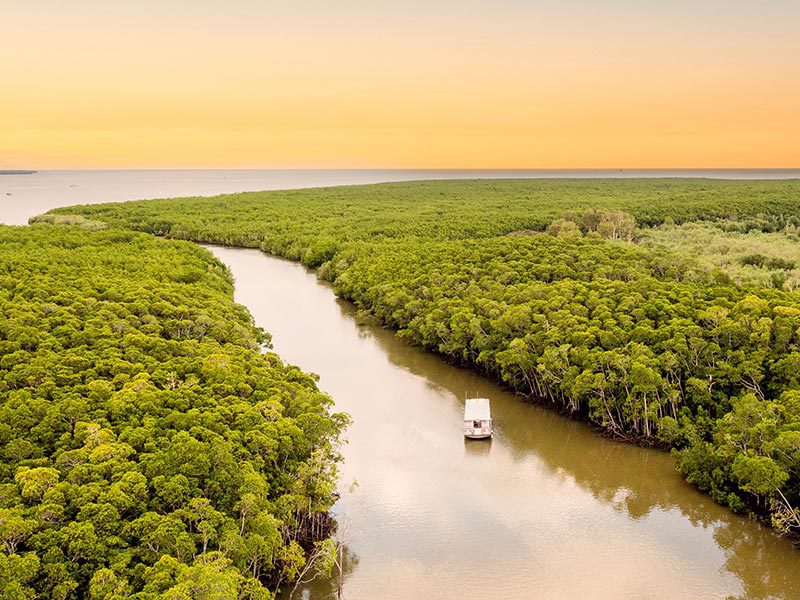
xmin=209 ymin=245 xmax=799 ymax=600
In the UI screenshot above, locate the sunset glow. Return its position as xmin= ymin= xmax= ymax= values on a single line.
xmin=3 ymin=1 xmax=799 ymax=168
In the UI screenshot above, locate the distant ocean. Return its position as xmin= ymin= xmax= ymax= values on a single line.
xmin=1 ymin=168 xmax=799 ymax=226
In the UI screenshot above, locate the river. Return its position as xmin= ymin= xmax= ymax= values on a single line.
xmin=207 ymin=245 xmax=800 ymax=600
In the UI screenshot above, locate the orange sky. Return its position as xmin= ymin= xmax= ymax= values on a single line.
xmin=2 ymin=1 xmax=799 ymax=168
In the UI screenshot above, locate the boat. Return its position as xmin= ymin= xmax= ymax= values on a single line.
xmin=464 ymin=398 xmax=493 ymax=439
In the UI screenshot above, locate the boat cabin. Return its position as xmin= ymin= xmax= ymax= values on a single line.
xmin=464 ymin=398 xmax=493 ymax=439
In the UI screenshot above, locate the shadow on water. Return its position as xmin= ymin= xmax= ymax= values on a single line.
xmin=278 ymin=545 xmax=360 ymax=600
xmin=464 ymin=438 xmax=493 ymax=456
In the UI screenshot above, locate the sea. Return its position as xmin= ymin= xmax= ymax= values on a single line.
xmin=1 ymin=168 xmax=799 ymax=226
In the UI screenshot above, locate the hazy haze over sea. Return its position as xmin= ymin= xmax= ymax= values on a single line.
xmin=1 ymin=168 xmax=799 ymax=226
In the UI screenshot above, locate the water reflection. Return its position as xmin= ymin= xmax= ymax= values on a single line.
xmin=284 ymin=545 xmax=359 ymax=600
xmin=464 ymin=438 xmax=493 ymax=456
xmin=209 ymin=246 xmax=800 ymax=600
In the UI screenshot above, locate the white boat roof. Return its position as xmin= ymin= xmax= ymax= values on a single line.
xmin=464 ymin=398 xmax=491 ymax=420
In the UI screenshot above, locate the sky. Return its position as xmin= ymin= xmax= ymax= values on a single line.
xmin=2 ymin=0 xmax=799 ymax=169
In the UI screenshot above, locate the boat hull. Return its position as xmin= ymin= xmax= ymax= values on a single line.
xmin=464 ymin=430 xmax=493 ymax=439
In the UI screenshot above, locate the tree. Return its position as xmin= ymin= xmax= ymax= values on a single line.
xmin=0 ymin=509 xmax=35 ymax=554
xmin=732 ymin=454 xmax=788 ymax=499
xmin=0 ymin=552 xmax=40 ymax=600
xmin=597 ymin=211 xmax=636 ymax=241
xmin=14 ymin=468 xmax=59 ymax=501
xmin=546 ymin=219 xmax=581 ymax=238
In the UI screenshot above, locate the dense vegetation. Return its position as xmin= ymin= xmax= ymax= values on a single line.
xmin=640 ymin=221 xmax=800 ymax=291
xmin=46 ymin=178 xmax=800 ymax=537
xmin=0 ymin=225 xmax=345 ymax=599
xmin=42 ymin=178 xmax=800 ymax=264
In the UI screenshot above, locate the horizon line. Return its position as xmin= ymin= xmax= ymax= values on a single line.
xmin=5 ymin=167 xmax=800 ymax=172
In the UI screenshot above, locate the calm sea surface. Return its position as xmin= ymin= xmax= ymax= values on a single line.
xmin=2 ymin=169 xmax=800 ymax=598
xmin=1 ymin=168 xmax=799 ymax=226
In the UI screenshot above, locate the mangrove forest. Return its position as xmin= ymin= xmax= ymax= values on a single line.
xmin=43 ymin=178 xmax=800 ymax=539
xmin=0 ymin=225 xmax=346 ymax=599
